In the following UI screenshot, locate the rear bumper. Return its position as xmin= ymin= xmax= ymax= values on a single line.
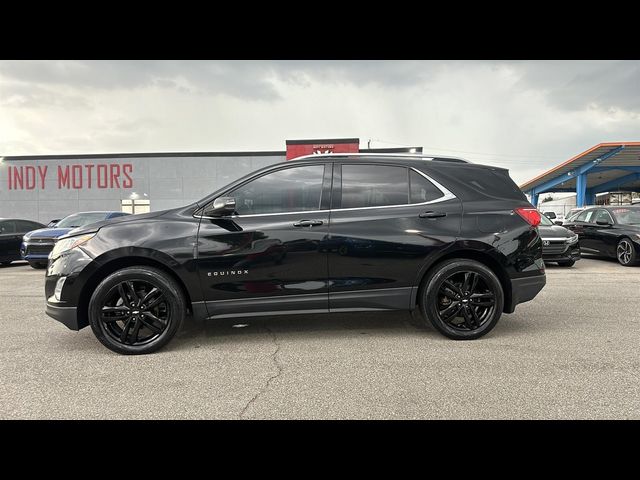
xmin=507 ymin=274 xmax=546 ymax=313
xmin=46 ymin=301 xmax=80 ymax=330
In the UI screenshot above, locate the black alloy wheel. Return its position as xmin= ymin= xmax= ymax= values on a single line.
xmin=616 ymin=238 xmax=637 ymax=266
xmin=418 ymin=259 xmax=504 ymax=340
xmin=88 ymin=266 xmax=185 ymax=354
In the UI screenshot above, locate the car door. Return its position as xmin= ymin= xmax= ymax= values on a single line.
xmin=0 ymin=221 xmax=21 ymax=261
xmin=591 ymin=209 xmax=616 ymax=255
xmin=197 ymin=162 xmax=332 ymax=318
xmin=566 ymin=209 xmax=596 ymax=251
xmin=327 ymin=163 xmax=462 ymax=311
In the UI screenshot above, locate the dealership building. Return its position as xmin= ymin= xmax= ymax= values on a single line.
xmin=0 ymin=138 xmax=421 ymax=224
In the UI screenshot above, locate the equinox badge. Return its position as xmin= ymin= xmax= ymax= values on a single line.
xmin=208 ymin=270 xmax=250 ymax=276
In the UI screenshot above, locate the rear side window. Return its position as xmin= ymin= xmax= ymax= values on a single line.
xmin=576 ymin=210 xmax=595 ymax=223
xmin=463 ymin=168 xmax=527 ymax=201
xmin=410 ymin=170 xmax=443 ymax=203
xmin=15 ymin=220 xmax=41 ymax=232
xmin=341 ymin=165 xmax=409 ymax=208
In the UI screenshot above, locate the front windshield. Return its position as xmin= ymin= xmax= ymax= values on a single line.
xmin=539 ymin=214 xmax=554 ymax=226
xmin=56 ymin=212 xmax=108 ymax=228
xmin=611 ymin=207 xmax=640 ymax=225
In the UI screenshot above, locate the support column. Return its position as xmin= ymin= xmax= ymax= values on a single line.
xmin=585 ymin=188 xmax=595 ymax=206
xmin=576 ymin=174 xmax=587 ymax=207
xmin=530 ymin=190 xmax=538 ymax=207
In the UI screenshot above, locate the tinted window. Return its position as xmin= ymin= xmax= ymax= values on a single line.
xmin=56 ymin=212 xmax=109 ymax=228
xmin=539 ymin=214 xmax=554 ymax=226
xmin=611 ymin=207 xmax=640 ymax=225
xmin=0 ymin=221 xmax=16 ymax=234
xmin=341 ymin=165 xmax=408 ymax=208
xmin=594 ymin=210 xmax=614 ymax=224
xmin=231 ymin=165 xmax=324 ymax=215
xmin=576 ymin=210 xmax=595 ymax=223
xmin=463 ymin=168 xmax=527 ymax=201
xmin=15 ymin=220 xmax=42 ymax=232
xmin=410 ymin=170 xmax=443 ymax=203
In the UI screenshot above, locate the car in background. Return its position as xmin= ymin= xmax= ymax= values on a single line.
xmin=563 ymin=206 xmax=640 ymax=266
xmin=538 ymin=213 xmax=580 ymax=266
xmin=21 ymin=211 xmax=129 ymax=269
xmin=0 ymin=218 xmax=47 ymax=266
xmin=542 ymin=211 xmax=565 ymax=225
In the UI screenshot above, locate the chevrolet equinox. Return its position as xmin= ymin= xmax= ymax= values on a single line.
xmin=45 ymin=154 xmax=546 ymax=354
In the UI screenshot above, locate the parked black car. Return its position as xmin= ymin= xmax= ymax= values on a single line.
xmin=563 ymin=205 xmax=640 ymax=266
xmin=0 ymin=218 xmax=46 ymax=266
xmin=45 ymin=154 xmax=546 ymax=354
xmin=538 ymin=213 xmax=580 ymax=266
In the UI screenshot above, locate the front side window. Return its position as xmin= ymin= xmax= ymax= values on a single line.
xmin=594 ymin=209 xmax=614 ymax=224
xmin=231 ymin=165 xmax=325 ymax=215
xmin=341 ymin=165 xmax=409 ymax=209
xmin=0 ymin=221 xmax=16 ymax=234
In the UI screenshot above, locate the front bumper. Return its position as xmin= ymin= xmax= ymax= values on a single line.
xmin=45 ymin=302 xmax=80 ymax=330
xmin=507 ymin=274 xmax=546 ymax=313
xmin=21 ymin=241 xmax=55 ymax=261
xmin=542 ymin=246 xmax=581 ymax=263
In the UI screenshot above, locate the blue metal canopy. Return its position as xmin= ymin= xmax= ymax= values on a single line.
xmin=519 ymin=142 xmax=640 ymax=207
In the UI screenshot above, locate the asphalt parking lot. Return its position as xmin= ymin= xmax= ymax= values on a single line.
xmin=1 ymin=257 xmax=638 ymax=419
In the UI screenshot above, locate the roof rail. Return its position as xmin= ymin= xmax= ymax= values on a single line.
xmin=291 ymin=152 xmax=469 ymax=163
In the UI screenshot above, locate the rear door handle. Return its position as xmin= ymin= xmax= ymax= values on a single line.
xmin=419 ymin=211 xmax=447 ymax=219
xmin=293 ymin=219 xmax=324 ymax=227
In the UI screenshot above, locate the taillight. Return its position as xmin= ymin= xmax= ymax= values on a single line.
xmin=515 ymin=207 xmax=541 ymax=227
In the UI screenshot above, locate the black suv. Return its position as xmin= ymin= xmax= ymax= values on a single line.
xmin=45 ymin=154 xmax=546 ymax=354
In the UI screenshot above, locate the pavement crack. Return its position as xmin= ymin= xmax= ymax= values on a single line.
xmin=239 ymin=323 xmax=283 ymax=418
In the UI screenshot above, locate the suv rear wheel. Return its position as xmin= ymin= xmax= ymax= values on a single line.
xmin=417 ymin=259 xmax=504 ymax=340
xmin=88 ymin=266 xmax=185 ymax=354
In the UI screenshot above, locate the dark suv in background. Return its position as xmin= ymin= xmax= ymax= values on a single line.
xmin=45 ymin=154 xmax=546 ymax=354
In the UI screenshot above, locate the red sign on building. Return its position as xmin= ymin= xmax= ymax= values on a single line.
xmin=286 ymin=138 xmax=360 ymax=160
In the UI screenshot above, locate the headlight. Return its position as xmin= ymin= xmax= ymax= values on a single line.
xmin=50 ymin=233 xmax=96 ymax=259
xmin=566 ymin=234 xmax=579 ymax=244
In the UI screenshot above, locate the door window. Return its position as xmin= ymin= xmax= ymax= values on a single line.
xmin=15 ymin=221 xmax=40 ymax=232
xmin=230 ymin=165 xmax=325 ymax=215
xmin=594 ymin=209 xmax=614 ymax=224
xmin=0 ymin=221 xmax=16 ymax=234
xmin=340 ymin=165 xmax=409 ymax=209
xmin=575 ymin=210 xmax=595 ymax=223
xmin=410 ymin=170 xmax=444 ymax=203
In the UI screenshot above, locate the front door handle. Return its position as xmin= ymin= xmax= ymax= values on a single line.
xmin=293 ymin=219 xmax=324 ymax=227
xmin=419 ymin=211 xmax=447 ymax=219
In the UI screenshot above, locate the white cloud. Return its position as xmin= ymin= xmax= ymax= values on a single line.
xmin=0 ymin=60 xmax=639 ymax=185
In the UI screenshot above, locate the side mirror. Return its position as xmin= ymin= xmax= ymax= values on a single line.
xmin=554 ymin=221 xmax=563 ymax=226
xmin=203 ymin=197 xmax=236 ymax=217
xmin=596 ymin=220 xmax=612 ymax=227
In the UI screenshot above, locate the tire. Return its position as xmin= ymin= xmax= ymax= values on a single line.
xmin=88 ymin=266 xmax=185 ymax=355
xmin=557 ymin=260 xmax=575 ymax=267
xmin=416 ymin=259 xmax=504 ymax=340
xmin=616 ymin=238 xmax=638 ymax=267
xmin=29 ymin=262 xmax=47 ymax=269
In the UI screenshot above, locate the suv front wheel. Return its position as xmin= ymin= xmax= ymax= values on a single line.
xmin=88 ymin=266 xmax=185 ymax=354
xmin=418 ymin=259 xmax=504 ymax=340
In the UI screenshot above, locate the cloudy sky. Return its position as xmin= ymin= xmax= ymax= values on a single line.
xmin=1 ymin=60 xmax=638 ymax=184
